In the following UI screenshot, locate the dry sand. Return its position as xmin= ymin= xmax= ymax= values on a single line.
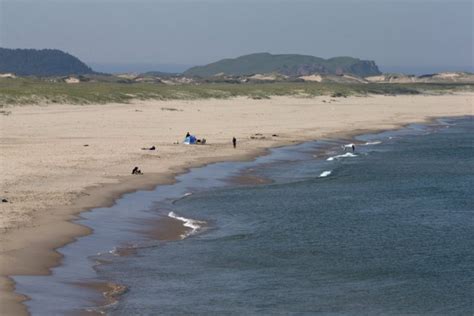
xmin=0 ymin=94 xmax=472 ymax=314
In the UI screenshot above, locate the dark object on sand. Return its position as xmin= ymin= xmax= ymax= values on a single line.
xmin=83 ymin=144 xmax=89 ymax=147
xmin=141 ymin=146 xmax=156 ymax=150
xmin=132 ymin=167 xmax=143 ymax=175
xmin=2 ymin=198 xmax=8 ymax=203
xmin=233 ymin=137 xmax=237 ymax=148
xmin=272 ymin=134 xmax=278 ymax=137
xmin=250 ymin=134 xmax=266 ymax=140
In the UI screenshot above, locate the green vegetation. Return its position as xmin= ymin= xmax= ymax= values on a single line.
xmin=184 ymin=53 xmax=381 ymax=77
xmin=0 ymin=48 xmax=94 ymax=76
xmin=0 ymin=77 xmax=472 ymax=107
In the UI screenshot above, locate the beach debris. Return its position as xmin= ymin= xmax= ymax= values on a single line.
xmin=0 ymin=110 xmax=11 ymax=116
xmin=134 ymin=109 xmax=143 ymax=112
xmin=272 ymin=134 xmax=279 ymax=137
xmin=141 ymin=146 xmax=156 ymax=150
xmin=131 ymin=167 xmax=143 ymax=175
xmin=1 ymin=198 xmax=8 ymax=203
xmin=250 ymin=133 xmax=266 ymax=140
xmin=83 ymin=144 xmax=89 ymax=147
xmin=161 ymin=107 xmax=182 ymax=112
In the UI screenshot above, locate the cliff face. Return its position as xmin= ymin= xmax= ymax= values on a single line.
xmin=184 ymin=53 xmax=382 ymax=77
xmin=0 ymin=48 xmax=94 ymax=76
xmin=347 ymin=60 xmax=381 ymax=77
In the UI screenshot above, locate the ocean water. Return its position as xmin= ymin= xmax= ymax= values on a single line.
xmin=13 ymin=117 xmax=473 ymax=315
xmin=95 ymin=117 xmax=473 ymax=315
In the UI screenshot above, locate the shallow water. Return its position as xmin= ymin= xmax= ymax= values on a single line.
xmin=14 ymin=117 xmax=474 ymax=315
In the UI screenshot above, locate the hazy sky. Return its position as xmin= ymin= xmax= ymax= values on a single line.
xmin=1 ymin=0 xmax=472 ymax=73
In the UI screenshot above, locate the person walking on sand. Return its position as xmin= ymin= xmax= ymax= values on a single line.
xmin=232 ymin=137 xmax=237 ymax=148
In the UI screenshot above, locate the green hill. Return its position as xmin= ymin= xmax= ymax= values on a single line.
xmin=184 ymin=53 xmax=381 ymax=77
xmin=0 ymin=48 xmax=94 ymax=76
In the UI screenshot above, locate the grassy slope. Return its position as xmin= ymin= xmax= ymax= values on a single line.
xmin=0 ymin=77 xmax=472 ymax=106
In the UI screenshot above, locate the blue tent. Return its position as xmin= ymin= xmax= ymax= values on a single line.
xmin=184 ymin=135 xmax=197 ymax=144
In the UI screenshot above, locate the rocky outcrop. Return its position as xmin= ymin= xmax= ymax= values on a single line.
xmin=184 ymin=53 xmax=382 ymax=78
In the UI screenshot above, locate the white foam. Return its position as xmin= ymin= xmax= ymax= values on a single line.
xmin=183 ymin=192 xmax=193 ymax=197
xmin=364 ymin=141 xmax=381 ymax=145
xmin=327 ymin=152 xmax=357 ymax=161
xmin=168 ymin=211 xmax=205 ymax=239
xmin=319 ymin=170 xmax=332 ymax=177
xmin=108 ymin=247 xmax=119 ymax=256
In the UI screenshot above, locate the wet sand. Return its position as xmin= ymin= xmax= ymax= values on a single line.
xmin=80 ymin=216 xmax=192 ymax=311
xmin=0 ymin=94 xmax=472 ymax=314
xmin=147 ymin=216 xmax=191 ymax=240
xmin=229 ymin=171 xmax=274 ymax=186
xmin=72 ymin=281 xmax=128 ymax=314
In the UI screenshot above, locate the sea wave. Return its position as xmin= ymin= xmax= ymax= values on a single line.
xmin=364 ymin=141 xmax=382 ymax=145
xmin=319 ymin=170 xmax=332 ymax=177
xmin=172 ymin=192 xmax=194 ymax=205
xmin=168 ymin=211 xmax=206 ymax=239
xmin=326 ymin=153 xmax=357 ymax=161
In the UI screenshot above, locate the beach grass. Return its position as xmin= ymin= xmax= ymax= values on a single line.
xmin=0 ymin=77 xmax=472 ymax=106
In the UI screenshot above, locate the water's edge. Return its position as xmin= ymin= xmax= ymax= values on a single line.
xmin=12 ymin=116 xmax=471 ymax=315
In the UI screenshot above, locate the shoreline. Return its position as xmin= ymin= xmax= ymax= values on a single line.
xmin=89 ymin=116 xmax=473 ymax=315
xmin=0 ymin=94 xmax=472 ymax=314
xmin=76 ymin=115 xmax=469 ymax=314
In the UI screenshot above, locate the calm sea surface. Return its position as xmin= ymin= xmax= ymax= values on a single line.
xmin=14 ymin=117 xmax=473 ymax=315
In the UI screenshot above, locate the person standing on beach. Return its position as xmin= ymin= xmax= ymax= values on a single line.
xmin=232 ymin=137 xmax=237 ymax=148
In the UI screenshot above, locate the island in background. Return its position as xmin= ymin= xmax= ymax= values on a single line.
xmin=0 ymin=48 xmax=473 ymax=106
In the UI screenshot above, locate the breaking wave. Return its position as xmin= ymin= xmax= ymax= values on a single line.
xmin=319 ymin=170 xmax=332 ymax=177
xmin=327 ymin=153 xmax=357 ymax=161
xmin=364 ymin=141 xmax=382 ymax=145
xmin=168 ymin=211 xmax=206 ymax=239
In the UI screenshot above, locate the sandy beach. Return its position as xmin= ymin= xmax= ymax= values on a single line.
xmin=0 ymin=94 xmax=472 ymax=314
